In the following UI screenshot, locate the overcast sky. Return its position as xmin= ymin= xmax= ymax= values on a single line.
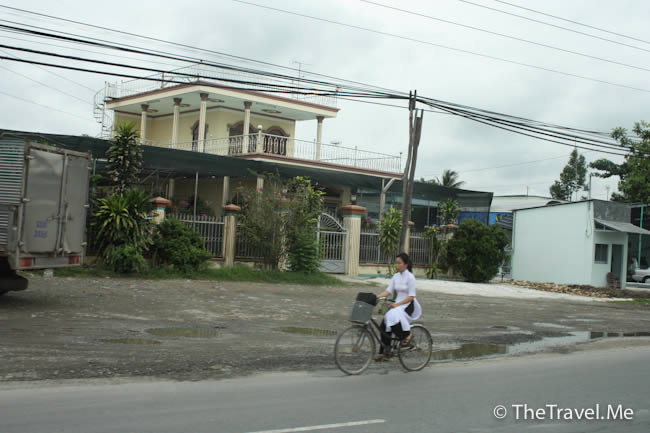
xmin=1 ymin=0 xmax=648 ymax=198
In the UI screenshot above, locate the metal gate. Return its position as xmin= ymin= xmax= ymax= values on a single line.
xmin=318 ymin=212 xmax=347 ymax=274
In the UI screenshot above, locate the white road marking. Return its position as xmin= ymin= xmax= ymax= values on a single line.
xmin=244 ymin=419 xmax=386 ymax=433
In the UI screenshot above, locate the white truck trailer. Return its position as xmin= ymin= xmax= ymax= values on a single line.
xmin=0 ymin=134 xmax=90 ymax=294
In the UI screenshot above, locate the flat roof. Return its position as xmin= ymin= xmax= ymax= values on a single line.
xmin=106 ymin=81 xmax=338 ymax=121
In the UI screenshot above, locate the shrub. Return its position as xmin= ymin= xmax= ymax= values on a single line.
xmin=284 ymin=177 xmax=324 ymax=273
xmin=152 ymin=219 xmax=211 ymax=273
xmin=378 ymin=206 xmax=401 ymax=274
xmin=93 ymin=188 xmax=152 ymax=270
xmin=440 ymin=199 xmax=460 ymax=225
xmin=105 ymin=245 xmax=146 ymax=273
xmin=239 ymin=174 xmax=323 ymax=272
xmin=106 ymin=122 xmax=142 ymax=194
xmin=288 ymin=230 xmax=321 ymax=273
xmin=446 ymin=219 xmax=509 ymax=283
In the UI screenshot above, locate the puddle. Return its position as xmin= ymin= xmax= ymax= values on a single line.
xmin=275 ymin=327 xmax=337 ymax=336
xmin=533 ymin=322 xmax=571 ymax=329
xmin=434 ymin=330 xmax=650 ymax=361
xmin=146 ymin=328 xmax=222 ymax=338
xmin=433 ymin=343 xmax=506 ymax=360
xmin=102 ymin=338 xmax=161 ymax=345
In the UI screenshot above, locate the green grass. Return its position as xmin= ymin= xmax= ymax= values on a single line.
xmin=40 ymin=264 xmax=346 ymax=286
xmin=614 ymin=298 xmax=650 ymax=306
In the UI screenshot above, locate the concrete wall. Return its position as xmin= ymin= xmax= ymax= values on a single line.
xmin=512 ymin=202 xmax=594 ymax=285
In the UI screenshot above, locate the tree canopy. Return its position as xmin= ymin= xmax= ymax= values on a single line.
xmin=549 ymin=148 xmax=587 ymax=201
xmin=590 ymin=121 xmax=650 ymax=204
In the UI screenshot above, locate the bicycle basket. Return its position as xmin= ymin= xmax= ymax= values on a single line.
xmin=349 ymin=300 xmax=375 ymax=322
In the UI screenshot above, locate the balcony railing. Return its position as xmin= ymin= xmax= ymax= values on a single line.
xmin=144 ymin=133 xmax=402 ymax=174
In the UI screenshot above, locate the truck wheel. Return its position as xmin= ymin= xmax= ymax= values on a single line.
xmin=0 ymin=274 xmax=28 ymax=292
xmin=644 ymin=276 xmax=650 ymax=284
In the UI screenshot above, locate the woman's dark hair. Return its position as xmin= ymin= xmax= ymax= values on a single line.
xmin=396 ymin=252 xmax=412 ymax=273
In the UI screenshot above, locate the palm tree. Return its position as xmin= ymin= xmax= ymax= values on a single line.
xmin=422 ymin=169 xmax=465 ymax=188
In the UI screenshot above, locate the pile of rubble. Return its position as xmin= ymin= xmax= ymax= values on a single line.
xmin=509 ymin=280 xmax=646 ymax=299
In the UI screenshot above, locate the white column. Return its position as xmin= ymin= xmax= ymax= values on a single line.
xmin=198 ymin=93 xmax=208 ymax=152
xmin=140 ymin=104 xmax=149 ymax=144
xmin=316 ymin=115 xmax=324 ymax=160
xmin=342 ymin=205 xmax=366 ymax=276
xmin=223 ymin=205 xmax=240 ymax=267
xmin=243 ymin=101 xmax=252 ymax=153
xmin=171 ymin=97 xmax=181 ymax=148
xmin=222 ymin=176 xmax=230 ymax=207
xmin=256 ymin=126 xmax=263 ymax=153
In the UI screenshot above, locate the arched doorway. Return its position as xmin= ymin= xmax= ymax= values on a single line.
xmin=228 ymin=122 xmax=258 ymax=154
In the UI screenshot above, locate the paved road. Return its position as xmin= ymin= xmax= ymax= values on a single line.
xmin=1 ymin=343 xmax=649 ymax=433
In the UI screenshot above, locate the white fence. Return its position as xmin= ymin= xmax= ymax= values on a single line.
xmin=359 ymin=229 xmax=431 ymax=266
xmin=170 ymin=214 xmax=224 ymax=257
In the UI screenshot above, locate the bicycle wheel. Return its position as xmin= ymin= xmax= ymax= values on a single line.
xmin=398 ymin=324 xmax=433 ymax=372
xmin=334 ymin=325 xmax=376 ymax=375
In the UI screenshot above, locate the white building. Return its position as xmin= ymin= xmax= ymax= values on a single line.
xmin=511 ymin=200 xmax=650 ymax=288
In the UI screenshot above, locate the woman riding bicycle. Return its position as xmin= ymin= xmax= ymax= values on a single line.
xmin=374 ymin=252 xmax=422 ymax=361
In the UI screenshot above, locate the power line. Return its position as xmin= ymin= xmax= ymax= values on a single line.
xmin=0 ymin=52 xmax=378 ymax=100
xmin=0 ymin=88 xmax=95 ymax=122
xmin=0 ymin=16 xmax=640 ymax=157
xmin=419 ymin=100 xmax=633 ymax=156
xmin=230 ymin=0 xmax=650 ymax=94
xmin=0 ymin=42 xmax=96 ymax=93
xmin=0 ymin=5 xmax=639 ymax=146
xmin=0 ymin=5 xmax=408 ymax=95
xmin=457 ymin=0 xmax=650 ymax=54
xmin=421 ymin=152 xmax=576 ymax=178
xmin=0 ymin=42 xmax=390 ymax=99
xmin=0 ymin=3 xmax=405 ymax=97
xmin=0 ymin=15 xmax=399 ymax=99
xmin=361 ymin=0 xmax=650 ymax=73
xmin=493 ymin=0 xmax=650 ymax=45
xmin=0 ymin=34 xmax=188 ymax=69
xmin=1 ymin=40 xmax=639 ymax=157
xmin=0 ymin=53 xmax=92 ymax=105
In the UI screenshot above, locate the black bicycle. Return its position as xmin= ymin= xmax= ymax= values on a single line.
xmin=334 ymin=297 xmax=433 ymax=375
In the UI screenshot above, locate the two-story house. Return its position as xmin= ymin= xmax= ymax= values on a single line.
xmin=93 ymin=65 xmax=492 ymax=224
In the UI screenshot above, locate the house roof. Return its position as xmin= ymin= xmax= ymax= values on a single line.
xmin=0 ymin=129 xmax=494 ymax=211
xmin=491 ymin=195 xmax=565 ymax=213
xmin=595 ymin=219 xmax=650 ymax=235
xmin=105 ymin=81 xmax=338 ymax=121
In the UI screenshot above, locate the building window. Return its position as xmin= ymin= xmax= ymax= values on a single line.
xmin=595 ymin=244 xmax=609 ymax=264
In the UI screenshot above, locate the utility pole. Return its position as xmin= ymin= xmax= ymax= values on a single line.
xmin=399 ymin=91 xmax=424 ymax=252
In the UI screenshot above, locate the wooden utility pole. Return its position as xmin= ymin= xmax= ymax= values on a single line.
xmin=399 ymin=91 xmax=424 ymax=252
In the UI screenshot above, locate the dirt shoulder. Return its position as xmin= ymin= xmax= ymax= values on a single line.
xmin=1 ymin=274 xmax=649 ymax=384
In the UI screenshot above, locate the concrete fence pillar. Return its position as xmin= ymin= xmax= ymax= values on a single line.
xmin=151 ymin=197 xmax=171 ymax=224
xmin=404 ymin=221 xmax=415 ymax=254
xmin=342 ymin=205 xmax=366 ymax=276
xmin=223 ymin=204 xmax=241 ymax=267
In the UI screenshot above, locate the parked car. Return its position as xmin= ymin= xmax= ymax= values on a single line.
xmin=629 ymin=258 xmax=650 ymax=283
